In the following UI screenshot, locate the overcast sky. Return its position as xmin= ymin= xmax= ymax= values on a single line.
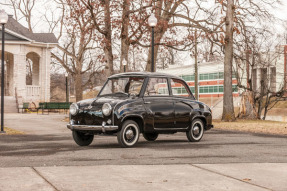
xmin=275 ymin=1 xmax=287 ymax=20
xmin=2 ymin=0 xmax=286 ymax=68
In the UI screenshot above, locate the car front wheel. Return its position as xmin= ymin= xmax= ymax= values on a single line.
xmin=117 ymin=120 xmax=140 ymax=148
xmin=186 ymin=119 xmax=204 ymax=142
xmin=72 ymin=131 xmax=94 ymax=146
xmin=143 ymin=133 xmax=158 ymax=141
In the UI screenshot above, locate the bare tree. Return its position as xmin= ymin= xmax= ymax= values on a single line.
xmin=1 ymin=0 xmax=36 ymax=32
xmin=235 ymin=33 xmax=287 ymax=120
xmin=50 ymin=0 xmax=107 ymax=101
xmin=221 ymin=0 xmax=236 ymax=121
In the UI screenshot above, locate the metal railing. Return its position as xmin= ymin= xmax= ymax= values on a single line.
xmin=26 ymin=85 xmax=41 ymax=97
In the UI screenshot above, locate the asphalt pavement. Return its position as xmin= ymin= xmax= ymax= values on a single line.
xmin=0 ymin=113 xmax=287 ymax=191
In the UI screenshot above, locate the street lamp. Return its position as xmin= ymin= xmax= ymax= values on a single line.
xmin=0 ymin=10 xmax=8 ymax=133
xmin=148 ymin=13 xmax=157 ymax=72
xmin=122 ymin=59 xmax=127 ymax=72
xmin=65 ymin=73 xmax=69 ymax=103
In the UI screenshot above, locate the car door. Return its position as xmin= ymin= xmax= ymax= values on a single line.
xmin=170 ymin=78 xmax=195 ymax=129
xmin=143 ymin=77 xmax=174 ymax=130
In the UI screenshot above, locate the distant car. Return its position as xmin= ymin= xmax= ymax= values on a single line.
xmin=67 ymin=72 xmax=213 ymax=147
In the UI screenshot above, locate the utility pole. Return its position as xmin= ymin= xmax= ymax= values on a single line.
xmin=284 ymin=45 xmax=287 ymax=93
xmin=194 ymin=29 xmax=199 ymax=100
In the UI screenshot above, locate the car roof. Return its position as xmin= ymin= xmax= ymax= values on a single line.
xmin=109 ymin=72 xmax=182 ymax=80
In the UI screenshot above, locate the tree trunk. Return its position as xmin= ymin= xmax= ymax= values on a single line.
xmin=257 ymin=80 xmax=265 ymax=119
xmin=262 ymin=93 xmax=270 ymax=120
xmin=103 ymin=0 xmax=114 ymax=76
xmin=75 ymin=72 xmax=83 ymax=102
xmin=222 ymin=0 xmax=235 ymax=121
xmin=120 ymin=0 xmax=130 ymax=72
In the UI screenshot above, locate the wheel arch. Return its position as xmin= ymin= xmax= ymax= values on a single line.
xmin=121 ymin=115 xmax=144 ymax=133
xmin=191 ymin=115 xmax=207 ymax=130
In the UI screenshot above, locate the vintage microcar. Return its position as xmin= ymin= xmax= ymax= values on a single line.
xmin=67 ymin=72 xmax=213 ymax=147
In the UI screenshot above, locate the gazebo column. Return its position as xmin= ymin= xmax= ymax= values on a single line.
xmin=40 ymin=47 xmax=51 ymax=102
xmin=6 ymin=53 xmax=14 ymax=96
xmin=13 ymin=53 xmax=26 ymax=102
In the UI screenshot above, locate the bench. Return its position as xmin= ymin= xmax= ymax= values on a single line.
xmin=37 ymin=102 xmax=72 ymax=114
xmin=20 ymin=102 xmax=30 ymax=113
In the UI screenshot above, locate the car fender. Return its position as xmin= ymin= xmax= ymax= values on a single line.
xmin=119 ymin=114 xmax=145 ymax=132
xmin=190 ymin=115 xmax=207 ymax=130
xmin=121 ymin=114 xmax=144 ymax=123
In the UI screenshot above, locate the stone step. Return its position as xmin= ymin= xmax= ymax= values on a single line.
xmin=0 ymin=96 xmax=18 ymax=113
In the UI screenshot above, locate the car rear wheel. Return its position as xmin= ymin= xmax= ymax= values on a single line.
xmin=186 ymin=119 xmax=204 ymax=142
xmin=117 ymin=120 xmax=140 ymax=148
xmin=143 ymin=133 xmax=158 ymax=141
xmin=72 ymin=131 xmax=94 ymax=146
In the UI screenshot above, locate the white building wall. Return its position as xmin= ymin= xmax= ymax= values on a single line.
xmin=3 ymin=43 xmax=53 ymax=104
xmin=275 ymin=55 xmax=285 ymax=92
xmin=160 ymin=56 xmax=286 ymax=95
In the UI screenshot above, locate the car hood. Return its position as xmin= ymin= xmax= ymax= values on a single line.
xmin=77 ymin=96 xmax=128 ymax=110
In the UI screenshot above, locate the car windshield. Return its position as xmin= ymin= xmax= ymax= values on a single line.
xmin=99 ymin=77 xmax=145 ymax=97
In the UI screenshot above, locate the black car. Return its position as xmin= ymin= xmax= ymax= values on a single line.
xmin=67 ymin=72 xmax=213 ymax=147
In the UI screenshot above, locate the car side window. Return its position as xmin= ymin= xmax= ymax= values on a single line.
xmin=144 ymin=78 xmax=169 ymax=96
xmin=171 ymin=78 xmax=192 ymax=98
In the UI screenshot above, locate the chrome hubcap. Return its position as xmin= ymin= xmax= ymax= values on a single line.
xmin=125 ymin=129 xmax=134 ymax=140
xmin=193 ymin=126 xmax=200 ymax=136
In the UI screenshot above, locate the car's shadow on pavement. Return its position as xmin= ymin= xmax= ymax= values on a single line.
xmin=2 ymin=129 xmax=283 ymax=157
xmin=0 ymin=134 xmax=95 ymax=157
xmin=0 ymin=133 xmax=214 ymax=156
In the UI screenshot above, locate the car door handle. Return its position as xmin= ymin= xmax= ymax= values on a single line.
xmin=144 ymin=102 xmax=151 ymax=104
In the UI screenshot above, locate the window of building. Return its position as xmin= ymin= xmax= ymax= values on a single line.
xmin=219 ymin=86 xmax=224 ymax=92
xmin=171 ymin=78 xmax=192 ymax=97
xmin=195 ymin=85 xmax=238 ymax=94
xmin=214 ymin=86 xmax=218 ymax=92
xmin=190 ymin=87 xmax=195 ymax=93
xmin=219 ymin=72 xmax=224 ymax=79
xmin=180 ymin=71 xmax=236 ymax=82
xmin=181 ymin=75 xmax=195 ymax=82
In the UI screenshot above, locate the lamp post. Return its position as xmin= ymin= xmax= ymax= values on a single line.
xmin=122 ymin=59 xmax=127 ymax=72
xmin=148 ymin=13 xmax=158 ymax=72
xmin=0 ymin=10 xmax=8 ymax=133
xmin=65 ymin=73 xmax=69 ymax=103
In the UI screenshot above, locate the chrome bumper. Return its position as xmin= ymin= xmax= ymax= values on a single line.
xmin=67 ymin=123 xmax=118 ymax=132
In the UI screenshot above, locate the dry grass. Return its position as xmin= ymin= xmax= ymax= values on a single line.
xmin=213 ymin=119 xmax=287 ymax=135
xmin=273 ymin=100 xmax=287 ymax=108
xmin=0 ymin=127 xmax=25 ymax=135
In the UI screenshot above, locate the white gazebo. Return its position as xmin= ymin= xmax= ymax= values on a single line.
xmin=0 ymin=15 xmax=57 ymax=107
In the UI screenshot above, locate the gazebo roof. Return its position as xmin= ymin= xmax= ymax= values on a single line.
xmin=1 ymin=15 xmax=58 ymax=44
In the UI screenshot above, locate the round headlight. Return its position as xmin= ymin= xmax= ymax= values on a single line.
xmin=70 ymin=103 xmax=79 ymax=116
xmin=102 ymin=103 xmax=112 ymax=116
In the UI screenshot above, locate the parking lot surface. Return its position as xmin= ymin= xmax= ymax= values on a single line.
xmin=1 ymin=113 xmax=287 ymax=167
xmin=0 ymin=113 xmax=286 ymax=191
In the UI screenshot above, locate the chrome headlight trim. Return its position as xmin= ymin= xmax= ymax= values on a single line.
xmin=70 ymin=103 xmax=79 ymax=116
xmin=102 ymin=103 xmax=112 ymax=116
